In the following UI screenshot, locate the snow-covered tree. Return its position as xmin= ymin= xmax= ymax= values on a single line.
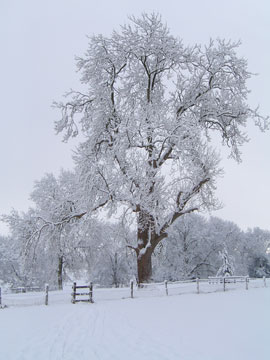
xmin=152 ymin=215 xmax=244 ymax=280
xmin=0 ymin=235 xmax=19 ymax=286
xmin=2 ymin=170 xmax=85 ymax=289
xmin=153 ymin=214 xmax=214 ymax=280
xmin=216 ymin=248 xmax=235 ymax=277
xmin=1 ymin=208 xmax=48 ymax=287
xmin=206 ymin=217 xmax=243 ymax=274
xmin=88 ymin=222 xmax=135 ymax=287
xmin=242 ymin=228 xmax=270 ymax=276
xmin=248 ymin=255 xmax=270 ymax=277
xmin=53 ymin=13 xmax=267 ymax=283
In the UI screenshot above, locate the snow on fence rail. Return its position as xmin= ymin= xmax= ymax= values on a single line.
xmin=0 ymin=276 xmax=268 ymax=308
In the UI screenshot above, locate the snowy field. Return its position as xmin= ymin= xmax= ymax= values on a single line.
xmin=0 ymin=287 xmax=269 ymax=360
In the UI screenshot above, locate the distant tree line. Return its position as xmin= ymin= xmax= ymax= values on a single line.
xmin=1 ymin=172 xmax=269 ymax=289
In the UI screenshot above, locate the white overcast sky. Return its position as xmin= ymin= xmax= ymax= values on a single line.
xmin=0 ymin=0 xmax=269 ymax=235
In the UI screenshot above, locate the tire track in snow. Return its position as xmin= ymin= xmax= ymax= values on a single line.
xmin=17 ymin=304 xmax=99 ymax=360
xmin=88 ymin=300 xmax=181 ymax=360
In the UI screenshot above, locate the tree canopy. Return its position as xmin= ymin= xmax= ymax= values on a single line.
xmin=54 ymin=13 xmax=268 ymax=282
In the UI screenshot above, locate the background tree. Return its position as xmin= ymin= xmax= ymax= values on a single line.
xmin=243 ymin=228 xmax=270 ymax=277
xmin=153 ymin=214 xmax=214 ymax=280
xmin=1 ymin=208 xmax=49 ymax=287
xmin=2 ymin=170 xmax=85 ymax=289
xmin=0 ymin=235 xmax=22 ymax=287
xmin=30 ymin=171 xmax=81 ymax=289
xmin=216 ymin=248 xmax=235 ymax=277
xmin=152 ymin=215 xmax=244 ymax=281
xmin=248 ymin=255 xmax=270 ymax=278
xmin=205 ymin=217 xmax=243 ymax=274
xmin=88 ymin=222 xmax=135 ymax=287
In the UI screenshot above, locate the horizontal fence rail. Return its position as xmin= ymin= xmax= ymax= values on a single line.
xmin=0 ymin=276 xmax=268 ymax=308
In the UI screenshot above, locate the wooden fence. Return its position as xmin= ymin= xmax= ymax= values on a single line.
xmin=10 ymin=286 xmax=41 ymax=293
xmin=136 ymin=275 xmax=268 ymax=296
xmin=72 ymin=276 xmax=268 ymax=303
xmin=0 ymin=283 xmax=49 ymax=307
xmin=197 ymin=275 xmax=249 ymax=292
xmin=0 ymin=276 xmax=268 ymax=308
xmin=71 ymin=282 xmax=93 ymax=304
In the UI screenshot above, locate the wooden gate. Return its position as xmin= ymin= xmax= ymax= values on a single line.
xmin=71 ymin=282 xmax=93 ymax=303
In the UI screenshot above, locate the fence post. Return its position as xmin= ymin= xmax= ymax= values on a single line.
xmin=196 ymin=278 xmax=200 ymax=294
xmin=45 ymin=284 xmax=49 ymax=306
xmin=263 ymin=276 xmax=266 ymax=287
xmin=165 ymin=280 xmax=168 ymax=296
xmin=223 ymin=277 xmax=226 ymax=292
xmin=245 ymin=276 xmax=249 ymax=290
xmin=89 ymin=282 xmax=93 ymax=303
xmin=72 ymin=282 xmax=76 ymax=304
xmin=130 ymin=280 xmax=134 ymax=299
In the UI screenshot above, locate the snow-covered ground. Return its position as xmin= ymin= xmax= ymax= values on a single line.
xmin=0 ymin=287 xmax=269 ymax=360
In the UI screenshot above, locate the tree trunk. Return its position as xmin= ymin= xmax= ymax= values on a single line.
xmin=135 ymin=210 xmax=169 ymax=283
xmin=137 ymin=248 xmax=153 ymax=284
xmin=136 ymin=210 xmax=155 ymax=284
xmin=57 ymin=256 xmax=64 ymax=290
xmin=112 ymin=253 xmax=119 ymax=288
